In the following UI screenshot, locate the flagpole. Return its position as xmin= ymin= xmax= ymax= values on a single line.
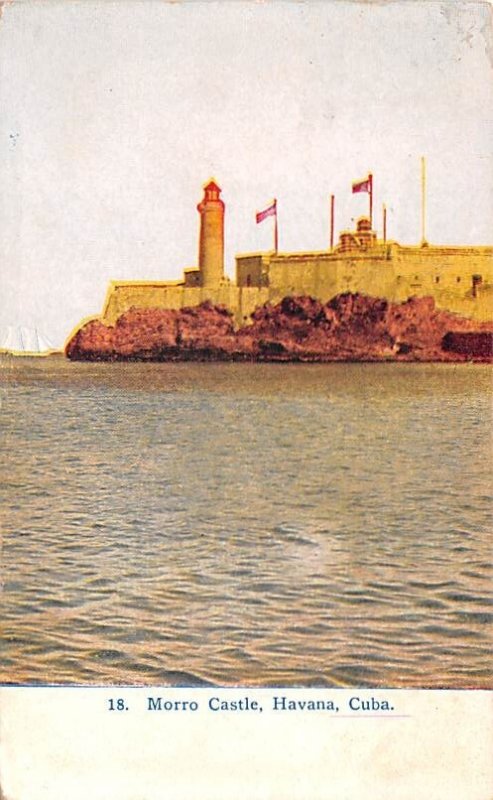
xmin=369 ymin=173 xmax=373 ymax=229
xmin=330 ymin=194 xmax=335 ymax=250
xmin=383 ymin=203 xmax=387 ymax=245
xmin=274 ymin=198 xmax=278 ymax=253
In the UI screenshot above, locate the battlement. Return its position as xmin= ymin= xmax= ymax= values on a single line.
xmin=93 ymin=181 xmax=493 ymax=333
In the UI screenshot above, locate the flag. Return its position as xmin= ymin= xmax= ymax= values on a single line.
xmin=256 ymin=200 xmax=276 ymax=224
xmin=352 ymin=176 xmax=372 ymax=194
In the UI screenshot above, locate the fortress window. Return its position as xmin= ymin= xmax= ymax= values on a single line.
xmin=246 ymin=274 xmax=251 ymax=286
xmin=456 ymin=276 xmax=461 ymax=283
xmin=435 ymin=276 xmax=440 ymax=284
xmin=472 ymin=274 xmax=483 ymax=298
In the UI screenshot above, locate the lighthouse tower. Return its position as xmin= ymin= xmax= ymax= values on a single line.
xmin=197 ymin=180 xmax=225 ymax=287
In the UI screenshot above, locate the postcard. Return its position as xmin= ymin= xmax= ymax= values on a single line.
xmin=0 ymin=1 xmax=492 ymax=798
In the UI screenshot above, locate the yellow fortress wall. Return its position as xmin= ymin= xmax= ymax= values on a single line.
xmin=98 ymin=182 xmax=492 ymax=329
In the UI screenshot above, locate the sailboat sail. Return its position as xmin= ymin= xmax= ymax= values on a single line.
xmin=0 ymin=326 xmax=55 ymax=354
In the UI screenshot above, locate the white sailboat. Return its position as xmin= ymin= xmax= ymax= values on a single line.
xmin=0 ymin=326 xmax=57 ymax=356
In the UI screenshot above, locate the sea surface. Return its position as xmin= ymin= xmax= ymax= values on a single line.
xmin=0 ymin=357 xmax=491 ymax=687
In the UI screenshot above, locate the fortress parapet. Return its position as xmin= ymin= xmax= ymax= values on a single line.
xmin=95 ymin=178 xmax=493 ymax=335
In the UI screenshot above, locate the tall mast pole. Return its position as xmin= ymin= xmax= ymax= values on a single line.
xmin=330 ymin=194 xmax=335 ymax=250
xmin=421 ymin=156 xmax=427 ymax=245
xmin=369 ymin=173 xmax=373 ymax=229
xmin=383 ymin=203 xmax=387 ymax=245
xmin=274 ymin=198 xmax=278 ymax=254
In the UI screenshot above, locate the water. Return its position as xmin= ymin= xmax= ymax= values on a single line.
xmin=1 ymin=357 xmax=491 ymax=687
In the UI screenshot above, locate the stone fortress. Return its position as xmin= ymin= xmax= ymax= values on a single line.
xmin=98 ymin=179 xmax=492 ymax=329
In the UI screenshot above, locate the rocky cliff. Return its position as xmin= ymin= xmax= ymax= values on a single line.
xmin=66 ymin=294 xmax=493 ymax=362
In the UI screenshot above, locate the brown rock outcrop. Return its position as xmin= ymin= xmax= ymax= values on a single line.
xmin=66 ymin=302 xmax=238 ymax=361
xmin=441 ymin=332 xmax=493 ymax=359
xmin=65 ymin=294 xmax=493 ymax=362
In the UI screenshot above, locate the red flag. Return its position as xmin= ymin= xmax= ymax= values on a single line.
xmin=256 ymin=200 xmax=276 ymax=224
xmin=352 ymin=176 xmax=372 ymax=194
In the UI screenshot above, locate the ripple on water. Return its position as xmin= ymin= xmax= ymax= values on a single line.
xmin=1 ymin=361 xmax=492 ymax=687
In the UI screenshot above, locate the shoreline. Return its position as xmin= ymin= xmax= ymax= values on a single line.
xmin=65 ymin=293 xmax=493 ymax=365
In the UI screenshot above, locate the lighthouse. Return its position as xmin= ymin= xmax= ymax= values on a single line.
xmin=197 ymin=180 xmax=225 ymax=287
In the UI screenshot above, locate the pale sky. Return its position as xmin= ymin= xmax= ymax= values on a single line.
xmin=0 ymin=0 xmax=492 ymax=346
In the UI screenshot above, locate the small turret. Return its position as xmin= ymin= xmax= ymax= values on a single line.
xmin=337 ymin=216 xmax=376 ymax=252
xmin=355 ymin=216 xmax=376 ymax=248
xmin=197 ymin=180 xmax=225 ymax=287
